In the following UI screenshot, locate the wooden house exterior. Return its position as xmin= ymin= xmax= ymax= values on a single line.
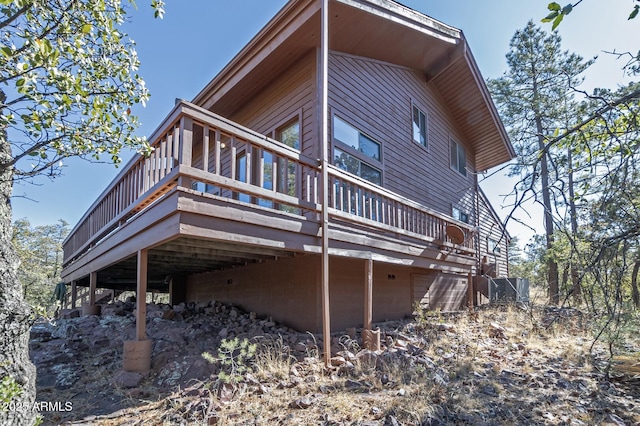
xmin=60 ymin=0 xmax=514 ymax=370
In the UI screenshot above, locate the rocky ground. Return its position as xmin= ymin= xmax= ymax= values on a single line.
xmin=29 ymin=299 xmax=640 ymax=425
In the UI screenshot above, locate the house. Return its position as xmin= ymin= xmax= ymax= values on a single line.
xmin=61 ymin=0 xmax=514 ymax=370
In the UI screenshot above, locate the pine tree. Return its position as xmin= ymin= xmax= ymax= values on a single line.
xmin=488 ymin=21 xmax=593 ymax=305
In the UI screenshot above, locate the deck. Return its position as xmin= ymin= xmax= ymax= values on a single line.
xmin=61 ymin=100 xmax=477 ymax=291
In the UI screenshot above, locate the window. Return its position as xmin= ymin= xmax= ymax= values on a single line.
xmin=334 ymin=148 xmax=382 ymax=185
xmin=488 ymin=238 xmax=501 ymax=254
xmin=452 ymin=206 xmax=469 ymax=224
xmin=257 ymin=120 xmax=299 ymax=213
xmin=235 ymin=152 xmax=251 ymax=203
xmin=412 ymin=104 xmax=427 ymax=148
xmin=334 ymin=116 xmax=381 ymax=161
xmin=449 ymin=138 xmax=467 ymax=176
xmin=276 ymin=120 xmax=300 ymax=150
xmin=333 ymin=116 xmax=382 ymax=185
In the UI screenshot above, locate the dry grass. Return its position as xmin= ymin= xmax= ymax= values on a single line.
xmin=41 ymin=303 xmax=640 ymax=425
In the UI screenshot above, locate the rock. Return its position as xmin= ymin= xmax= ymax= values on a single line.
xmin=289 ymin=397 xmax=313 ymax=409
xmin=608 ymin=414 xmax=627 ymax=426
xmin=356 ymin=349 xmax=379 ymax=365
xmin=330 ymin=356 xmax=347 ymax=366
xmin=384 ymin=415 xmax=401 ymax=426
xmin=217 ymin=382 xmax=235 ymax=404
xmin=488 ymin=322 xmax=508 ymax=339
xmin=337 ymin=350 xmax=356 ymax=361
xmin=113 ymin=370 xmax=144 ymax=388
xmin=50 ymin=321 xmax=78 ymax=340
xmin=437 ymin=323 xmax=455 ymax=332
xmin=345 ymin=379 xmax=366 ymax=391
xmin=147 ymin=310 xmax=164 ymax=319
xmin=61 ymin=309 xmax=81 ymax=319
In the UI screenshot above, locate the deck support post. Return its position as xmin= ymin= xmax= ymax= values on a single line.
xmin=71 ymin=281 xmax=77 ymax=309
xmin=82 ymin=271 xmax=100 ymax=316
xmin=136 ymin=249 xmax=148 ymax=341
xmin=319 ymin=0 xmax=331 ymax=366
xmin=467 ymin=270 xmax=474 ymax=309
xmin=362 ymin=258 xmax=380 ymax=351
xmin=123 ymin=248 xmax=152 ymax=372
xmin=364 ymin=258 xmax=373 ymax=331
xmin=89 ymin=271 xmax=96 ymax=306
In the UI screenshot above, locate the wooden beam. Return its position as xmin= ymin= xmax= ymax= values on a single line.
xmin=320 ymin=0 xmax=331 ymax=366
xmin=364 ymin=258 xmax=373 ymax=330
xmin=137 ymin=249 xmax=148 ymax=341
xmin=71 ymin=281 xmax=77 ymax=309
xmin=467 ymin=270 xmax=474 ymax=309
xmin=89 ymin=271 xmax=97 ymax=306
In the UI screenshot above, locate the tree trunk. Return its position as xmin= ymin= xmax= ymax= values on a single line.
xmin=535 ymin=115 xmax=560 ymax=305
xmin=0 ymin=91 xmax=37 ymax=425
xmin=631 ymin=261 xmax=640 ymax=309
xmin=567 ymin=147 xmax=581 ymax=304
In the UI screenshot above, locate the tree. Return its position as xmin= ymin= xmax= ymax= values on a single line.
xmin=488 ymin=21 xmax=593 ymax=305
xmin=12 ymin=218 xmax=69 ymax=311
xmin=542 ymin=1 xmax=640 ymax=74
xmin=541 ymin=1 xmax=640 ymax=30
xmin=0 ymin=1 xmax=163 ymax=424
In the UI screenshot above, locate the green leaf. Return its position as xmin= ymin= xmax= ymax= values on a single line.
xmin=542 ymin=11 xmax=559 ymax=23
xmin=81 ymin=23 xmax=92 ymax=34
xmin=552 ymin=13 xmax=564 ymax=30
xmin=562 ymin=4 xmax=573 ymax=15
xmin=0 ymin=45 xmax=11 ymax=58
xmin=547 ymin=2 xmax=562 ymax=11
xmin=629 ymin=5 xmax=639 ymax=20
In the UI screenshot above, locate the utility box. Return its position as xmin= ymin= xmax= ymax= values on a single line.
xmin=489 ymin=278 xmax=530 ymax=303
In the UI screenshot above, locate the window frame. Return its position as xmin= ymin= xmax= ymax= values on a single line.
xmin=412 ymin=103 xmax=428 ymax=149
xmin=449 ymin=137 xmax=467 ymax=177
xmin=488 ymin=237 xmax=501 ymax=254
xmin=275 ymin=117 xmax=301 ymax=151
xmin=332 ymin=114 xmax=383 ymax=185
xmin=452 ymin=205 xmax=469 ymax=224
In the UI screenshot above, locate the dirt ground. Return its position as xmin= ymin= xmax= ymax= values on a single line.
xmin=29 ymin=300 xmax=640 ymax=425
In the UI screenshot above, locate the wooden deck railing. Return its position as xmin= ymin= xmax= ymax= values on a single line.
xmin=63 ymin=287 xmax=115 ymax=310
xmin=327 ymin=165 xmax=475 ymax=252
xmin=63 ymin=100 xmax=475 ymax=265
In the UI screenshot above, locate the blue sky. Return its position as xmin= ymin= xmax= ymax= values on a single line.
xmin=11 ymin=0 xmax=637 ymax=247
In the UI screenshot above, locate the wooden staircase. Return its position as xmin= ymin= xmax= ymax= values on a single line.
xmin=63 ymin=287 xmax=120 ymax=310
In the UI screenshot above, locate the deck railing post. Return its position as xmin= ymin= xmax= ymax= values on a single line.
xmin=179 ymin=116 xmax=193 ymax=189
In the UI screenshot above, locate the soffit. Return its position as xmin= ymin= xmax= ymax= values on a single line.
xmin=192 ymin=0 xmax=514 ymax=170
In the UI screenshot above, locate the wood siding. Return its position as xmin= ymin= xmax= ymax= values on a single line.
xmin=412 ymin=271 xmax=468 ymax=312
xmin=477 ymin=189 xmax=510 ymax=277
xmin=187 ymin=254 xmax=437 ymax=332
xmin=186 ymin=254 xmax=321 ymax=332
xmin=228 ymin=50 xmax=317 ymax=160
xmin=328 ymin=51 xmax=476 ymax=223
